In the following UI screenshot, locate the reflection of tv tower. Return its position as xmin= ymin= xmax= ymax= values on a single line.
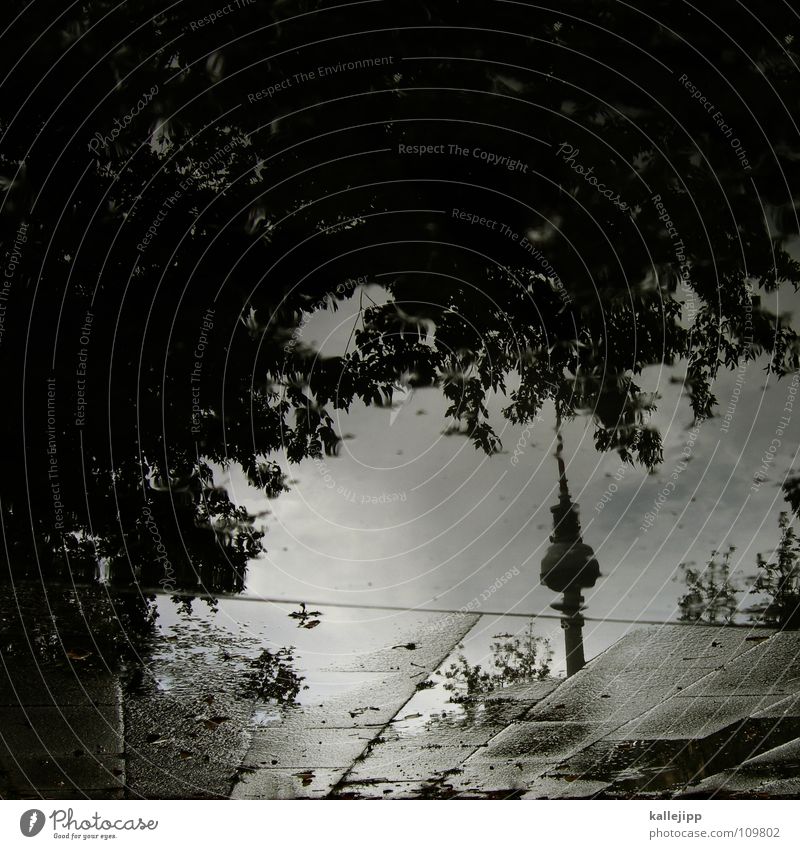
xmin=540 ymin=416 xmax=601 ymax=677
xmin=28 ymin=812 xmax=39 ymax=834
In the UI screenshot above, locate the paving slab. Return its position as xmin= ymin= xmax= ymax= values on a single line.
xmin=751 ymin=777 xmax=800 ymax=797
xmin=0 ymin=667 xmax=120 ymax=707
xmin=466 ymin=721 xmax=608 ymax=765
xmin=677 ymin=736 xmax=800 ymax=797
xmin=751 ymin=690 xmax=800 ymax=719
xmin=444 ymin=759 xmax=551 ymax=795
xmin=243 ymin=727 xmax=374 ymax=769
xmin=232 ymin=767 xmax=344 ymax=799
xmin=541 ymin=738 xmax=696 ymax=796
xmin=333 ymin=779 xmax=437 ymax=799
xmin=0 ymin=664 xmax=125 ymax=799
xmin=0 ymin=703 xmax=122 ymax=755
xmin=345 ymin=741 xmax=477 ymax=783
xmin=123 ymin=688 xmax=253 ymax=800
xmin=522 ymin=776 xmax=612 ymax=799
xmin=483 ymin=680 xmax=561 ymax=703
xmin=232 ymin=612 xmax=479 ymax=799
xmin=0 ymin=753 xmax=125 ymax=798
xmin=611 ymin=694 xmax=790 ymax=741
xmin=524 ymin=627 xmax=766 ymax=725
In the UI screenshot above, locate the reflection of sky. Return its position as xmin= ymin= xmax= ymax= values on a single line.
xmin=222 ymin=278 xmax=800 ymax=658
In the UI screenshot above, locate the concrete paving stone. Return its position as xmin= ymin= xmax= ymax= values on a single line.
xmin=521 ymin=777 xmax=612 ymax=799
xmin=323 ymin=613 xmax=479 ymax=674
xmin=525 ymin=628 xmax=766 ymax=725
xmin=678 ymin=771 xmax=778 ymax=797
xmin=677 ymin=775 xmax=800 ymax=800
xmin=443 ymin=760 xmax=552 ymax=795
xmin=575 ymin=723 xmax=800 ymax=797
xmin=740 ymin=735 xmax=800 ymax=767
xmin=669 ymin=633 xmax=800 ymax=699
xmin=124 ymin=691 xmax=251 ymax=800
xmin=233 ymin=614 xmax=480 ymax=799
xmin=0 ymin=752 xmax=125 ymax=797
xmin=232 ymin=767 xmax=344 ymax=799
xmin=241 ymin=727 xmax=373 ymax=770
xmin=0 ymin=704 xmax=123 ymax=757
xmin=341 ymin=682 xmax=567 ymax=786
xmin=546 ymin=738 xmax=696 ymax=794
xmin=680 ymin=734 xmax=800 ymax=798
xmin=380 ymin=717 xmax=507 ymax=749
xmin=269 ymin=673 xmax=428 ymax=730
xmin=525 ymin=680 xmax=680 ymax=725
xmin=466 ymin=695 xmax=548 ymax=727
xmin=484 ymin=680 xmax=561 ymax=704
xmin=333 ymin=779 xmax=435 ymax=799
xmin=347 ymin=741 xmax=478 ymax=783
xmin=612 ymin=694 xmax=788 ymax=741
xmin=677 ymin=750 xmax=800 ymax=798
xmin=467 ymin=721 xmax=609 ymax=765
xmin=751 ymin=690 xmax=800 ymax=719
xmin=578 ymin=627 xmax=757 ymax=676
xmin=0 ymin=668 xmax=120 ymax=707
xmin=751 ymin=776 xmax=800 ymax=796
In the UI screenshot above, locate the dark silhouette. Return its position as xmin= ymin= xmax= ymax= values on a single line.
xmin=2 ymin=0 xmax=799 ymax=600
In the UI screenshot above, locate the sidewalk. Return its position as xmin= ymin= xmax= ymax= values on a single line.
xmin=3 ymin=594 xmax=799 ymax=799
xmin=332 ymin=625 xmax=800 ymax=798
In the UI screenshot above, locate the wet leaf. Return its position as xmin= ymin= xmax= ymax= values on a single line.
xmin=66 ymin=649 xmax=92 ymax=661
xmin=295 ymin=770 xmax=315 ymax=786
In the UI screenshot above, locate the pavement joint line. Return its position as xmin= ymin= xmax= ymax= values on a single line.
xmin=326 ymin=615 xmax=483 ymax=797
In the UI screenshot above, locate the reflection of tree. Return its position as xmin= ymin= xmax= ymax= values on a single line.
xmin=2 ymin=0 xmax=800 ymax=598
xmin=443 ymin=623 xmax=552 ymax=703
xmin=751 ymin=513 xmax=800 ymax=629
xmin=243 ymin=648 xmax=307 ymax=706
xmin=677 ymin=547 xmax=740 ymax=625
xmin=676 ymin=514 xmax=800 ymax=629
xmin=0 ymin=584 xmax=157 ymax=672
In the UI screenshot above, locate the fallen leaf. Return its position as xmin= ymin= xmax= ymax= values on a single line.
xmin=66 ymin=649 xmax=92 ymax=661
xmin=295 ymin=770 xmax=315 ymax=786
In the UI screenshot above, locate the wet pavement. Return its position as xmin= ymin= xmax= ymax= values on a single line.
xmin=329 ymin=625 xmax=800 ymax=799
xmin=3 ymin=585 xmax=800 ymax=799
xmin=231 ymin=611 xmax=479 ymax=799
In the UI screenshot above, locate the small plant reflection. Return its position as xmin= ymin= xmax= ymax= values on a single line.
xmin=677 ymin=546 xmax=740 ymax=625
xmin=244 ymin=647 xmax=308 ymax=705
xmin=676 ymin=512 xmax=800 ymax=629
xmin=442 ymin=622 xmax=553 ymax=703
xmin=288 ymin=602 xmax=323 ymax=629
xmin=751 ymin=512 xmax=800 ymax=628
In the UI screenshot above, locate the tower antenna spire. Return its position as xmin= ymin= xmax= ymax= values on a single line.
xmin=540 ymin=410 xmax=601 ymax=676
